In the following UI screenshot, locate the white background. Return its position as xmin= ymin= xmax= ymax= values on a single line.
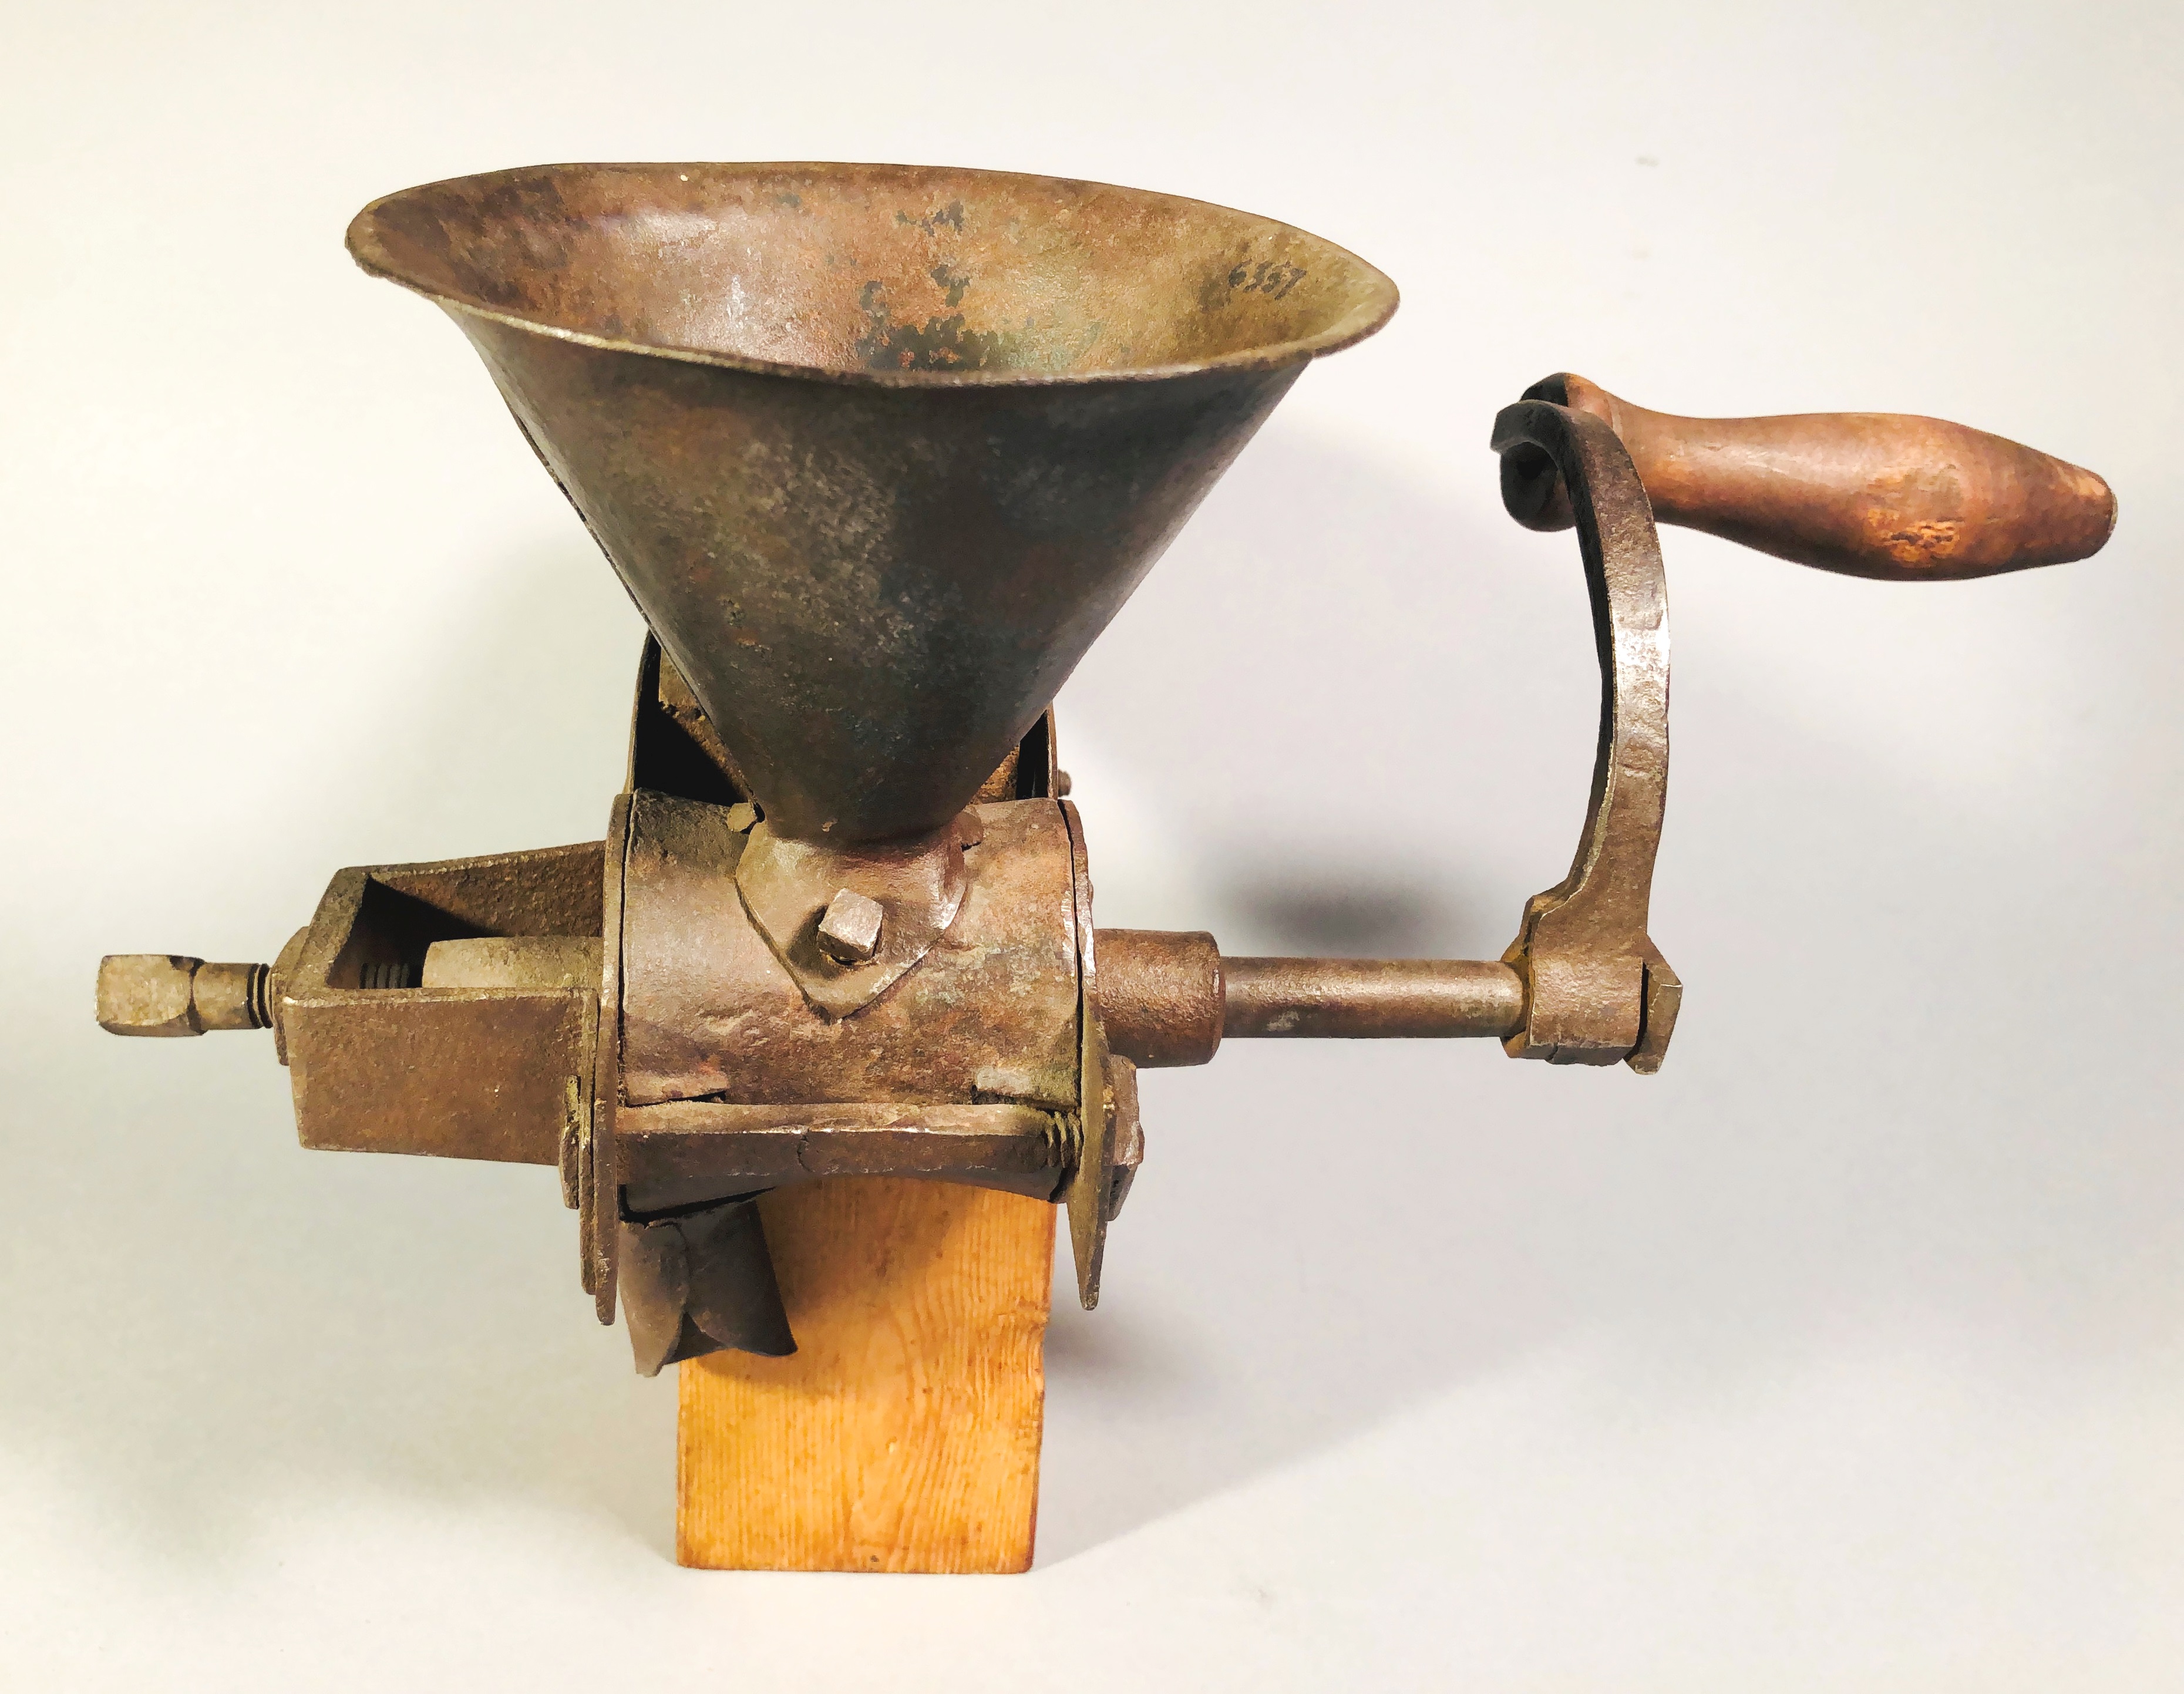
xmin=4 ymin=2 xmax=2179 ymax=1686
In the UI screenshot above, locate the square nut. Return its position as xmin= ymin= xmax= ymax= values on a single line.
xmin=815 ymin=889 xmax=884 ymax=965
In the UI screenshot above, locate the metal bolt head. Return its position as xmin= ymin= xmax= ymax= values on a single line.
xmin=97 ymin=954 xmax=206 ymax=1036
xmin=815 ymin=889 xmax=884 ymax=965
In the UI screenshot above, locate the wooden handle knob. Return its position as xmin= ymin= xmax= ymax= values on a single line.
xmin=1506 ymin=373 xmax=2116 ymax=581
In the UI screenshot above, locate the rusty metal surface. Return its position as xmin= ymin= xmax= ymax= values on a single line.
xmin=735 ymin=816 xmax=971 ymax=1016
xmin=1058 ymin=799 xmax=1113 ymax=1310
xmin=348 ymin=163 xmax=1397 ymax=848
xmin=268 ymin=927 xmax=308 ymax=1063
xmin=1104 ymin=1055 xmax=1143 ymax=1221
xmin=1093 ymin=928 xmax=1223 ymax=1067
xmin=609 ymin=636 xmax=1083 ymax=1348
xmin=1092 ymin=934 xmax=1522 ymax=1052
xmin=589 ymin=796 xmax=634 ymax=1319
xmin=618 ymin=790 xmax=1079 ymax=1110
xmin=1223 ymin=957 xmax=1525 ymax=1040
xmin=618 ymin=1102 xmax=1068 ymax=1213
xmin=1508 ymin=372 xmax=2115 ymax=581
xmin=279 ymin=843 xmax=604 ymax=1165
xmin=1491 ymin=398 xmax=1678 ymax=1070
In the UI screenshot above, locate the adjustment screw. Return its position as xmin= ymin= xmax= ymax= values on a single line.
xmin=97 ymin=955 xmax=271 ymax=1036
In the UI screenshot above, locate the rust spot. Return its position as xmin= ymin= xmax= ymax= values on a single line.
xmin=894 ymin=200 xmax=966 ymax=235
xmin=855 ymin=278 xmax=1016 ymax=372
xmin=929 ymin=262 xmax=971 ymax=308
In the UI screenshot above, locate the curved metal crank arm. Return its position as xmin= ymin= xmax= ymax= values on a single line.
xmin=1086 ymin=404 xmax=1678 ymax=1078
xmin=1490 ymin=400 xmax=1680 ymax=1072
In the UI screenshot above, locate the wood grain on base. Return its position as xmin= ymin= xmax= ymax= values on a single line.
xmin=677 ymin=1177 xmax=1055 ymax=1573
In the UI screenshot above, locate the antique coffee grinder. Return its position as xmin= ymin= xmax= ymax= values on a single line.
xmin=96 ymin=163 xmax=2114 ymax=1571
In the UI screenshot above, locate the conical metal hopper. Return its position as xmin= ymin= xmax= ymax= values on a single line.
xmin=348 ymin=163 xmax=1396 ymax=844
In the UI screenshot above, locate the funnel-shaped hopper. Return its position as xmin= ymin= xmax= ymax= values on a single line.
xmin=349 ymin=163 xmax=1396 ymax=842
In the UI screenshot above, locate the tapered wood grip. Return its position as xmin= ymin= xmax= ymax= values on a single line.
xmin=1505 ymin=373 xmax=2115 ymax=581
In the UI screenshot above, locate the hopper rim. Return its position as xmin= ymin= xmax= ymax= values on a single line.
xmin=345 ymin=159 xmax=1400 ymax=390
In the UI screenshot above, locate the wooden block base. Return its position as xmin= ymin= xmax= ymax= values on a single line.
xmin=677 ymin=1177 xmax=1056 ymax=1573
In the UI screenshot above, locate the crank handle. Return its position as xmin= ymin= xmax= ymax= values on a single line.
xmin=1502 ymin=373 xmax=2115 ymax=581
xmin=1093 ymin=379 xmax=2114 ymax=1085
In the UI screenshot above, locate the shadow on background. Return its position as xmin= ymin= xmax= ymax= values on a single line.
xmin=1031 ymin=428 xmax=2184 ymax=1560
xmin=1219 ymin=871 xmax=1472 ymax=958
